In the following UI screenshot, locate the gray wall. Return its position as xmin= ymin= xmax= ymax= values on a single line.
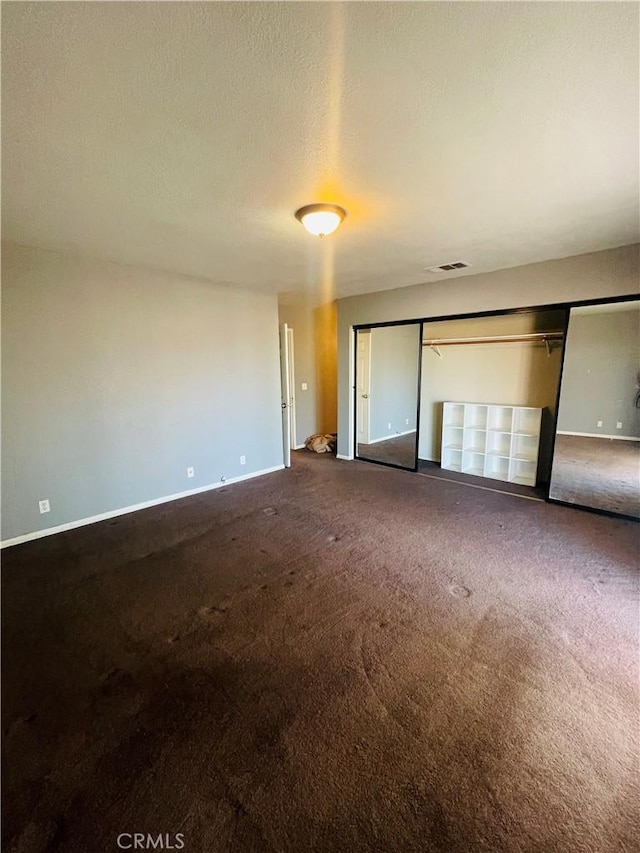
xmin=2 ymin=243 xmax=284 ymax=542
xmin=368 ymin=325 xmax=420 ymax=441
xmin=337 ymin=245 xmax=640 ymax=457
xmin=557 ymin=303 xmax=640 ymax=437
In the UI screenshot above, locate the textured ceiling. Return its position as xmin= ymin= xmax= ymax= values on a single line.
xmin=2 ymin=2 xmax=639 ymax=299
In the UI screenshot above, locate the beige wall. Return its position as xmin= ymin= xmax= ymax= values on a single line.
xmin=278 ymin=297 xmax=337 ymax=443
xmin=314 ymin=302 xmax=338 ymax=435
xmin=337 ymin=244 xmax=639 ymax=457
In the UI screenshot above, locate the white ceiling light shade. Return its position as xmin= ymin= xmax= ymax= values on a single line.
xmin=295 ymin=203 xmax=347 ymax=237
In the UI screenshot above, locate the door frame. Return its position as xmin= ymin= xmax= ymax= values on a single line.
xmin=287 ymin=327 xmax=297 ymax=451
xmin=279 ymin=323 xmax=291 ymax=468
xmin=546 ymin=296 xmax=640 ymax=522
xmin=353 ymin=321 xmax=424 ymax=473
xmin=351 ymin=294 xmax=638 ymax=520
xmin=356 ymin=329 xmax=372 ymax=445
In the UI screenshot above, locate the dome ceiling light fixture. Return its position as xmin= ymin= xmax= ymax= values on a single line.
xmin=295 ymin=203 xmax=347 ymax=237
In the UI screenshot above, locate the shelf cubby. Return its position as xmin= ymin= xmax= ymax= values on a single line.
xmin=443 ymin=402 xmax=465 ymax=428
xmin=462 ymin=450 xmax=485 ymax=478
xmin=512 ymin=407 xmax=542 ymax=437
xmin=487 ymin=405 xmax=513 ymax=433
xmin=486 ymin=430 xmax=511 ymax=458
xmin=484 ymin=455 xmax=510 ymax=482
xmin=464 ymin=404 xmax=488 ymax=430
xmin=509 ymin=458 xmax=537 ymax=486
xmin=442 ymin=425 xmax=464 ymax=451
xmin=441 ymin=447 xmax=462 ymax=472
xmin=463 ymin=428 xmax=487 ymax=454
xmin=511 ymin=432 xmax=538 ymax=462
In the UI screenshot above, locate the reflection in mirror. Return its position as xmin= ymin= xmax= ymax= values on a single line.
xmin=355 ymin=323 xmax=421 ymax=469
xmin=549 ymin=300 xmax=640 ymax=518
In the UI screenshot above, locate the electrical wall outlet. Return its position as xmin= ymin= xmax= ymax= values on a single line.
xmin=616 ymin=422 xmax=623 ymax=429
xmin=301 ymin=382 xmax=308 ymax=391
xmin=38 ymin=499 xmax=50 ymax=514
xmin=405 ymin=418 xmax=409 ymax=425
xmin=187 ymin=466 xmax=195 ymax=478
xmin=388 ymin=422 xmax=391 ymax=430
xmin=597 ymin=420 xmax=603 ymax=428
xmin=240 ymin=455 xmax=246 ymax=465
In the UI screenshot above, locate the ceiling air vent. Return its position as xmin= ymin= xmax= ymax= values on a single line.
xmin=425 ymin=261 xmax=471 ymax=273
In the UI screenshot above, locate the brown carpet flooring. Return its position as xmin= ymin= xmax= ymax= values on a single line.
xmin=550 ymin=434 xmax=640 ymax=518
xmin=357 ymin=432 xmax=417 ymax=468
xmin=2 ymin=453 xmax=639 ymax=853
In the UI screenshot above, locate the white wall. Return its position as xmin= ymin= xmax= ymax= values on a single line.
xmin=2 ymin=243 xmax=284 ymax=544
xmin=337 ymin=245 xmax=639 ymax=458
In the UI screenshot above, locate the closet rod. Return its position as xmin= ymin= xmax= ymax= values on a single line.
xmin=422 ymin=331 xmax=565 ymax=347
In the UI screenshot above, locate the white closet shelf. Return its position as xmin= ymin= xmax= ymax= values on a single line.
xmin=441 ymin=402 xmax=542 ymax=487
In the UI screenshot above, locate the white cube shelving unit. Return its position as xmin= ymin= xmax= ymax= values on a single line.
xmin=441 ymin=402 xmax=542 ymax=487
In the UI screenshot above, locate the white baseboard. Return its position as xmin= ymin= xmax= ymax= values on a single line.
xmin=1 ymin=464 xmax=285 ymax=549
xmin=336 ymin=453 xmax=353 ymax=461
xmin=557 ymin=430 xmax=640 ymax=442
xmin=366 ymin=428 xmax=417 ymax=445
xmin=294 ymin=443 xmax=306 ymax=450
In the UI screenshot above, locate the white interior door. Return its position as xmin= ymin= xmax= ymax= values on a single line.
xmin=357 ymin=330 xmax=371 ymax=444
xmin=287 ymin=327 xmax=296 ymax=450
xmin=279 ymin=323 xmax=291 ymax=467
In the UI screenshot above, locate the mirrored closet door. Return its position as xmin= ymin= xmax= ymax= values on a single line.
xmin=355 ymin=323 xmax=422 ymax=470
xmin=549 ymin=299 xmax=640 ymax=519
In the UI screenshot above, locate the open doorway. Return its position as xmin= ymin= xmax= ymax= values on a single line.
xmin=279 ymin=323 xmax=297 ymax=468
